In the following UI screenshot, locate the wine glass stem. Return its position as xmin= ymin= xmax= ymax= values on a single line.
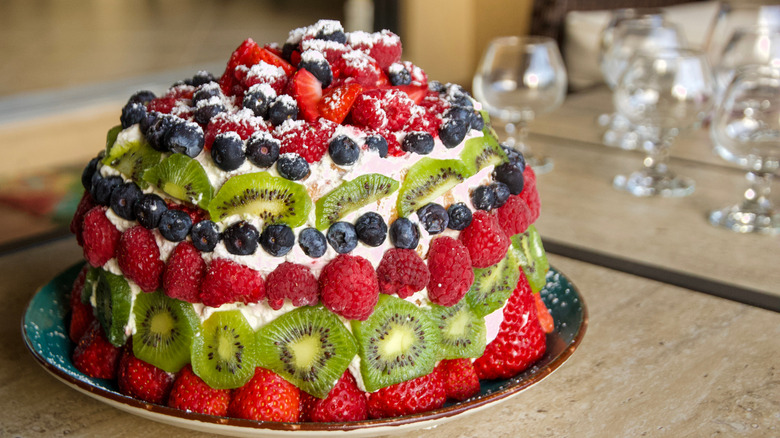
xmin=505 ymin=121 xmax=529 ymax=154
xmin=643 ymin=137 xmax=672 ymax=177
xmin=741 ymin=171 xmax=775 ymax=214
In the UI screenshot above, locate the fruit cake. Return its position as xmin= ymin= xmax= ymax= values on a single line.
xmin=66 ymin=19 xmax=553 ymax=422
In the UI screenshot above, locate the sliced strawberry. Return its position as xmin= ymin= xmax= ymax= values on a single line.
xmin=290 ymin=68 xmax=322 ymax=122
xmin=117 ymin=347 xmax=174 ymax=404
xmin=168 ymin=365 xmax=231 ymax=416
xmin=534 ymin=292 xmax=555 ymax=334
xmin=318 ymin=83 xmax=363 ymax=123
xmin=263 ymin=43 xmax=283 ymax=57
xmin=366 ymin=370 xmax=446 ymax=418
xmin=258 ymin=47 xmax=296 ymax=76
xmin=395 ymin=84 xmax=427 ymax=105
xmin=220 ymin=38 xmax=264 ymax=95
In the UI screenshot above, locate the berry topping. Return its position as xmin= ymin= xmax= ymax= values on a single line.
xmin=276 ymin=118 xmax=338 ymax=163
xmin=300 ymin=371 xmax=368 ymax=422
xmin=276 ymin=152 xmax=310 ymax=181
xmin=190 ymin=220 xmax=220 ymax=252
xmin=328 ymin=135 xmax=360 ymax=165
xmin=366 ymin=371 xmax=446 ymax=419
xmin=375 ymin=248 xmax=430 ymax=298
xmin=318 ymin=83 xmax=363 ymax=124
xmin=492 ymin=182 xmax=511 ymax=209
xmin=401 ymin=131 xmax=434 ymax=155
xmin=211 ymin=131 xmax=246 ymax=171
xmin=459 ymin=210 xmax=511 ymax=268
xmin=534 ymin=291 xmax=555 ymax=334
xmin=228 ymin=367 xmax=301 ymax=422
xmin=416 ymin=202 xmax=449 ymax=235
xmin=348 ymin=29 xmax=402 ymax=70
xmin=436 ymin=358 xmax=480 ymax=401
xmin=520 ymin=167 xmax=541 ymax=222
xmin=387 ymin=63 xmax=412 ymax=86
xmin=493 ymin=162 xmax=525 ymax=195
xmin=167 ymin=120 xmax=205 ymax=158
xmin=140 ymin=112 xmax=176 ymax=152
xmin=117 ymin=226 xmax=164 ymax=292
xmin=82 ymin=206 xmax=121 ymax=267
xmin=222 ymin=220 xmax=259 ymax=255
xmin=298 ymin=227 xmax=327 ymax=258
xmin=73 ymin=320 xmax=122 ymax=380
xmin=319 ymin=254 xmax=379 ymax=320
xmin=245 ymin=132 xmax=281 ymax=168
xmin=117 ymin=348 xmax=175 ymax=404
xmin=298 ymin=49 xmax=333 ymax=88
xmin=438 ymin=118 xmax=468 ymax=148
xmin=91 ymin=174 xmax=123 ymax=206
xmin=163 ymin=241 xmax=206 ymax=303
xmin=495 ymin=194 xmax=532 ymax=237
xmin=203 ymin=110 xmax=267 ymax=151
xmin=167 ymin=365 xmax=231 ymax=416
xmin=389 ymin=217 xmax=420 ymax=249
xmin=351 ymin=88 xmax=413 ymax=131
xmin=81 ymin=156 xmax=101 ymax=192
xmin=326 ymin=221 xmax=358 ymax=254
xmin=109 ymin=181 xmax=143 ymax=221
xmin=121 ymin=102 xmax=147 ymax=129
xmin=364 ymin=134 xmax=388 ymax=158
xmin=71 ymin=191 xmax=96 ymax=247
xmin=447 ymin=202 xmax=472 ymax=231
xmin=200 ymin=258 xmax=265 ymax=307
xmin=289 ymin=68 xmax=322 ymax=122
xmin=129 ymin=90 xmax=157 ymax=105
xmin=502 ymin=144 xmax=527 ymax=171
xmin=243 ymin=83 xmax=277 ymax=118
xmin=158 ymin=208 xmax=193 ymax=242
xmin=339 ymin=50 xmax=389 ymax=88
xmin=268 ymin=94 xmax=299 ymax=126
xmin=426 ymin=236 xmax=474 ymax=306
xmin=354 ymin=212 xmax=387 ymax=247
xmin=68 ymin=266 xmax=95 ymax=343
xmin=312 ymin=19 xmax=347 ymax=44
xmin=240 ymin=62 xmax=288 ymax=94
xmin=134 ymin=193 xmax=168 ymax=229
xmin=260 ymin=224 xmax=295 ymax=256
xmin=471 ymin=185 xmax=497 ymax=211
xmin=265 ymin=262 xmax=319 ymax=310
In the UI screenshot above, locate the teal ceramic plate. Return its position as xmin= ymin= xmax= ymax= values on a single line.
xmin=22 ymin=263 xmax=587 ymax=437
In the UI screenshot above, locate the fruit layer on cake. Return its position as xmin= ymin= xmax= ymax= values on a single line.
xmin=67 ymin=19 xmax=554 ymax=422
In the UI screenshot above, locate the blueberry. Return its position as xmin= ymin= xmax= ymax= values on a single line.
xmin=364 ymin=135 xmax=388 ymax=158
xmin=81 ymin=156 xmax=101 ymax=191
xmin=446 ymin=84 xmax=473 ymax=108
xmin=260 ymin=224 xmax=295 ymax=257
xmin=315 ymin=27 xmax=347 ymax=44
xmin=447 ymin=202 xmax=472 ymax=231
xmin=355 ymin=212 xmax=387 ymax=247
xmin=492 ymin=182 xmax=511 ymax=208
xmin=328 ymin=135 xmax=360 ymax=165
xmin=268 ymin=95 xmax=298 ymax=126
xmin=277 ymin=153 xmax=309 ymax=181
xmin=299 ymin=228 xmax=327 ymax=258
xmin=158 ymin=209 xmax=192 ymax=242
xmin=416 ymin=203 xmax=449 ymax=235
xmin=389 ymin=217 xmax=420 ymax=249
xmin=134 ymin=193 xmax=168 ymax=229
xmin=166 ymin=120 xmax=205 ymax=158
xmin=121 ymin=102 xmax=147 ymax=128
xmin=445 ymin=105 xmax=472 ymax=122
xmin=388 ymin=64 xmax=412 ymax=86
xmin=246 ymin=133 xmax=280 ymax=168
xmin=493 ymin=162 xmax=525 ymax=195
xmin=128 ymin=90 xmax=156 ymax=105
xmin=500 ymin=144 xmax=526 ymax=172
xmin=243 ymin=85 xmax=275 ymax=118
xmin=439 ymin=118 xmax=469 ymax=148
xmin=190 ymin=220 xmax=220 ymax=252
xmin=298 ymin=52 xmax=332 ymax=88
xmin=326 ymin=221 xmax=358 ymax=254
xmin=141 ymin=112 xmax=175 ymax=152
xmin=222 ymin=221 xmax=259 ymax=255
xmin=469 ymin=110 xmax=485 ymax=131
xmin=211 ymin=132 xmax=246 ymax=171
xmin=428 ymin=80 xmax=446 ymax=93
xmin=471 ymin=185 xmax=496 ymax=211
xmin=192 ymin=83 xmax=220 ymax=106
xmin=281 ymin=42 xmax=298 ymax=62
xmin=194 ymin=102 xmax=226 ymax=125
xmin=110 ymin=182 xmax=143 ymax=220
xmin=90 ymin=174 xmax=123 ymax=206
xmin=401 ymin=131 xmax=434 ymax=155
xmin=190 ymin=71 xmax=215 ymax=87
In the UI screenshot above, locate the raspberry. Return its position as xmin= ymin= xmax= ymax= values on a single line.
xmin=366 ymin=370 xmax=446 ymax=418
xmin=239 ymin=61 xmax=289 ymax=94
xmin=418 ymin=89 xmax=450 ymax=115
xmin=73 ymin=320 xmax=121 ymax=380
xmin=117 ymin=347 xmax=174 ymax=404
xmin=300 ymin=371 xmax=368 ymax=422
xmin=275 ymin=118 xmax=338 ymax=163
xmin=204 ymin=110 xmax=268 ymax=150
xmin=68 ymin=266 xmax=95 ymax=343
xmin=375 ymin=248 xmax=429 ymax=299
xmin=228 ymin=367 xmax=300 ymax=422
xmin=403 ymin=106 xmax=441 ymax=137
xmin=401 ymin=61 xmax=428 ymax=86
xmin=70 ymin=191 xmax=96 ymax=246
xmin=377 ymin=129 xmax=404 ymax=157
xmin=436 ymin=358 xmax=480 ymax=401
xmin=459 ymin=210 xmax=510 ymax=268
xmin=495 ymin=194 xmax=532 ymax=237
xmin=163 ymin=242 xmax=206 ymax=303
xmin=299 ymin=39 xmax=349 ymax=78
xmin=319 ymin=254 xmax=379 ymax=320
xmin=426 ymin=236 xmax=474 ymax=306
xmin=168 ymin=365 xmax=231 ymax=416
xmin=265 ymin=262 xmax=319 ymax=310
xmin=351 ymin=88 xmax=413 ymax=131
xmin=348 ymin=30 xmax=402 ymax=70
xmin=81 ymin=206 xmax=121 ymax=268
xmin=339 ymin=50 xmax=389 ymax=88
xmin=116 ymin=226 xmax=163 ymax=292
xmin=165 ymin=202 xmax=209 ymax=225
xmin=520 ymin=167 xmax=541 ymax=222
xmin=199 ymin=258 xmax=265 ymax=307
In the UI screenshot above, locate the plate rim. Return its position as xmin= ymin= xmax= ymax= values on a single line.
xmin=21 ymin=263 xmax=588 ymax=434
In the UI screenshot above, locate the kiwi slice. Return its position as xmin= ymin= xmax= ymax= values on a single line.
xmin=143 ymin=153 xmax=214 ymax=209
xmin=431 ymin=300 xmax=486 ymax=360
xmin=95 ymin=270 xmax=133 ymax=347
xmin=509 ymin=224 xmax=550 ymax=293
xmin=315 ymin=173 xmax=399 ymax=230
xmin=396 ymin=158 xmax=473 ymax=217
xmin=132 ymin=290 xmax=199 ymax=373
xmin=191 ymin=310 xmax=259 ymax=389
xmin=459 ymin=134 xmax=508 ymax=175
xmin=105 ymin=125 xmax=122 ymax=150
xmin=255 ymin=305 xmax=358 ymax=398
xmin=464 ymin=249 xmax=521 ymax=318
xmin=208 ymin=172 xmax=312 ymax=227
xmin=102 ymin=128 xmax=162 ymax=188
xmin=351 ymin=294 xmax=440 ymax=393
xmin=80 ymin=266 xmax=100 ymax=305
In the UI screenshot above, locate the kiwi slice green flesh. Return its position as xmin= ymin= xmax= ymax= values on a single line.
xmin=509 ymin=225 xmax=550 ymax=293
xmin=132 ymin=290 xmax=199 ymax=373
xmin=315 ymin=173 xmax=399 ymax=230
xmin=431 ymin=300 xmax=486 ymax=360
xmin=208 ymin=172 xmax=312 ymax=227
xmin=102 ymin=127 xmax=162 ymax=189
xmin=105 ymin=125 xmax=122 ymax=151
xmin=256 ymin=305 xmax=358 ymax=398
xmin=396 ymin=158 xmax=473 ymax=218
xmin=351 ymin=294 xmax=439 ymax=393
xmin=143 ymin=153 xmax=214 ymax=209
xmin=80 ymin=266 xmax=100 ymax=305
xmin=95 ymin=270 xmax=132 ymax=347
xmin=465 ymin=249 xmax=521 ymax=318
xmin=459 ymin=133 xmax=508 ymax=175
xmin=191 ymin=310 xmax=259 ymax=389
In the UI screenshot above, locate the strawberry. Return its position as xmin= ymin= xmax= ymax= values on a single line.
xmin=520 ymin=167 xmax=541 ymax=222
xmin=367 ymin=370 xmax=446 ymax=418
xmin=436 ymin=359 xmax=480 ymax=401
xmin=289 ymin=68 xmax=322 ymax=122
xmin=228 ymin=367 xmax=300 ymax=422
xmin=220 ymin=38 xmax=264 ymax=95
xmin=258 ymin=47 xmax=295 ymax=76
xmin=318 ymin=83 xmax=363 ymax=124
xmin=300 ymin=371 xmax=368 ymax=422
xmin=199 ymin=258 xmax=265 ymax=307
xmin=117 ymin=347 xmax=174 ymax=404
xmin=534 ymin=292 xmax=555 ymax=334
xmin=68 ymin=265 xmax=95 ymax=343
xmin=163 ymin=242 xmax=206 ymax=303
xmin=70 ymin=191 xmax=96 ymax=246
xmin=116 ymin=226 xmax=164 ymax=293
xmin=72 ymin=320 xmax=121 ymax=380
xmin=81 ymin=206 xmax=121 ymax=268
xmin=168 ymin=365 xmax=231 ymax=416
xmin=395 ymin=84 xmax=427 ymax=105
xmin=473 ymin=273 xmax=547 ymax=380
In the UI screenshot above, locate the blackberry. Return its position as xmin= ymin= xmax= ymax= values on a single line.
xmin=328 ymin=135 xmax=360 ymax=165
xmin=447 ymin=202 xmax=472 ymax=231
xmin=471 ymin=185 xmax=496 ymax=211
xmin=120 ymin=102 xmax=147 ymax=129
xmin=166 ymin=120 xmax=205 ymax=158
xmin=109 ymin=182 xmax=143 ymax=220
xmin=243 ymin=85 xmax=276 ymax=118
xmin=222 ymin=221 xmax=259 ymax=256
xmin=158 ymin=209 xmax=192 ymax=242
xmin=401 ymin=131 xmax=434 ymax=155
xmin=90 ymin=174 xmax=123 ymax=206
xmin=134 ymin=193 xmax=168 ymax=229
xmin=416 ymin=203 xmax=449 ymax=235
xmin=493 ymin=162 xmax=525 ymax=195
xmin=194 ymin=102 xmax=226 ymax=125
xmin=438 ymin=118 xmax=468 ymax=148
xmin=389 ymin=217 xmax=420 ymax=249
xmin=128 ymin=90 xmax=156 ymax=105
xmin=298 ymin=51 xmax=333 ymax=88
xmin=365 ymin=135 xmax=389 ymax=158
xmin=246 ymin=133 xmax=280 ymax=168
xmin=268 ymin=95 xmax=298 ymax=126
xmin=492 ymin=182 xmax=511 ymax=208
xmin=298 ymin=227 xmax=327 ymax=258
xmin=276 ymin=153 xmax=309 ymax=181
xmin=354 ymin=212 xmax=387 ymax=247
xmin=388 ymin=64 xmax=412 ymax=86
xmin=190 ymin=220 xmax=220 ymax=252
xmin=81 ymin=156 xmax=101 ymax=191
xmin=211 ymin=132 xmax=246 ymax=171
xmin=260 ymin=224 xmax=295 ymax=257
xmin=326 ymin=221 xmax=358 ymax=254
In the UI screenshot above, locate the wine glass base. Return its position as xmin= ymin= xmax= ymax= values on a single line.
xmin=526 ymin=155 xmax=554 ymax=174
xmin=613 ymin=171 xmax=695 ymax=197
xmin=708 ymin=206 xmax=780 ymax=234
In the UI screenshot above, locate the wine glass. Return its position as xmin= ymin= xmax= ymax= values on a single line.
xmin=712 ymin=25 xmax=780 ymax=104
xmin=612 ymin=48 xmax=715 ymax=197
xmin=473 ymin=36 xmax=568 ymax=174
xmin=709 ymin=65 xmax=780 ymax=234
xmin=704 ymin=2 xmax=780 ymax=67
